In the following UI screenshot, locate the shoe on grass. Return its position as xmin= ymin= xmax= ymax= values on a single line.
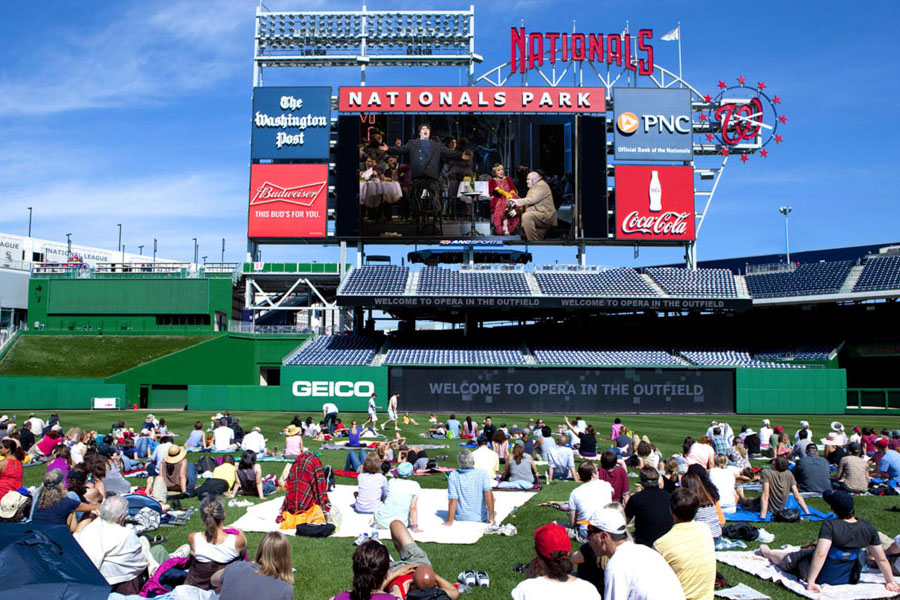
xmin=458 ymin=570 xmax=477 ymax=587
xmin=475 ymin=571 xmax=490 ymax=588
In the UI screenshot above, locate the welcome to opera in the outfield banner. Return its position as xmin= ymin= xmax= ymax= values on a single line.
xmin=339 ymin=86 xmax=605 ymax=113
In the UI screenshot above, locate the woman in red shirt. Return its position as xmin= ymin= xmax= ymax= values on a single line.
xmin=0 ymin=439 xmax=25 ymax=500
xmin=489 ymin=163 xmax=521 ymax=235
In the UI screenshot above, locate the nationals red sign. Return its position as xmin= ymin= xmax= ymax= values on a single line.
xmin=248 ymin=164 xmax=328 ymax=239
xmin=339 ymin=87 xmax=605 ymax=113
xmin=615 ymin=165 xmax=694 ymax=241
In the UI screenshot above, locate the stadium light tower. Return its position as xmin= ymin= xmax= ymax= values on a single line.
xmin=138 ymin=244 xmax=144 ymax=256
xmin=153 ymin=238 xmax=157 ymax=264
xmin=27 ymin=207 xmax=32 ymax=237
xmin=779 ymin=206 xmax=792 ymax=264
xmin=192 ymin=238 xmax=199 ymax=266
xmin=117 ymin=224 xmax=122 ymax=252
xmin=65 ymin=233 xmax=71 ymax=260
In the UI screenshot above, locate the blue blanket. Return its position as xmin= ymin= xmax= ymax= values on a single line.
xmin=725 ymin=495 xmax=835 ymax=522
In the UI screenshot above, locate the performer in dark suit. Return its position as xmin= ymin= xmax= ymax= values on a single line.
xmin=383 ymin=124 xmax=461 ymax=220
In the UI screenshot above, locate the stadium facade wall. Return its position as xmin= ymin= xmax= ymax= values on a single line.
xmin=735 ymin=368 xmax=846 ymax=414
xmin=0 ymin=376 xmax=126 ymax=409
xmin=28 ymin=277 xmax=233 ymax=333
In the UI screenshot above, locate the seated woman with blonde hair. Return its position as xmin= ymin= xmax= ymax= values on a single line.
xmin=212 ymin=531 xmax=294 ymax=600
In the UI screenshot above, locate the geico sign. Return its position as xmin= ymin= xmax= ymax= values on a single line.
xmin=618 ymin=112 xmax=690 ymax=135
xmin=292 ymin=381 xmax=374 ymax=398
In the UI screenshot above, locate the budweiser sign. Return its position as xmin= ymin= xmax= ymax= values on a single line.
xmin=615 ymin=165 xmax=695 ymax=241
xmin=248 ymin=164 xmax=328 ymax=239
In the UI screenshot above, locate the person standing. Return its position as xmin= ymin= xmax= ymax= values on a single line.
xmin=363 ymin=394 xmax=382 ymax=433
xmin=322 ymin=402 xmax=339 ymax=436
xmin=381 ymin=394 xmax=400 ymax=432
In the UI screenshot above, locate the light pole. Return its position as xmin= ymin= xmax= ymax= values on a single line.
xmin=153 ymin=238 xmax=157 ymax=264
xmin=779 ymin=206 xmax=792 ymax=264
xmin=221 ymin=238 xmax=225 ymax=263
xmin=117 ymin=224 xmax=122 ymax=252
xmin=65 ymin=233 xmax=72 ymax=260
xmin=138 ymin=244 xmax=144 ymax=256
xmin=27 ymin=207 xmax=32 ymax=237
xmin=202 ymin=255 xmax=208 ymax=265
xmin=192 ymin=238 xmax=199 ymax=266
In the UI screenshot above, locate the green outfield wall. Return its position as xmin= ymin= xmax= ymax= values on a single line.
xmin=0 ymin=376 xmax=126 ymax=409
xmin=735 ymin=367 xmax=846 ymax=414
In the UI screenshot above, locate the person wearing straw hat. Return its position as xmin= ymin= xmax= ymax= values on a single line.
xmin=820 ymin=431 xmax=847 ymax=466
xmin=283 ymin=424 xmax=304 ymax=458
xmin=0 ymin=490 xmax=31 ymax=522
xmin=587 ymin=507 xmax=684 ymax=600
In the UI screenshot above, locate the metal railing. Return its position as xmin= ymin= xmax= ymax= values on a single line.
xmin=228 ymin=322 xmax=312 ymax=335
xmin=846 ymin=388 xmax=900 ymax=411
xmin=0 ymin=325 xmax=19 ymax=353
xmin=0 ymin=260 xmax=32 ymax=272
xmin=745 ymin=262 xmax=797 ymax=275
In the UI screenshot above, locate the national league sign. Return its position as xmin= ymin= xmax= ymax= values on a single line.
xmin=615 ymin=165 xmax=694 ymax=241
xmin=248 ymin=164 xmax=328 ymax=239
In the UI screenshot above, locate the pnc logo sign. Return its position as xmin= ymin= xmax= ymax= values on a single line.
xmin=292 ymin=380 xmax=375 ymax=398
xmin=616 ymin=112 xmax=639 ymax=135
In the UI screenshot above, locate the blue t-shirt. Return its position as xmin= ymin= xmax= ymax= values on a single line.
xmin=348 ymin=426 xmax=362 ymax=447
xmin=32 ymin=497 xmax=80 ymax=525
xmin=879 ymin=450 xmax=900 ymax=481
xmin=446 ymin=419 xmax=461 ymax=437
xmin=185 ymin=430 xmax=204 ymax=448
xmin=447 ymin=468 xmax=491 ymax=522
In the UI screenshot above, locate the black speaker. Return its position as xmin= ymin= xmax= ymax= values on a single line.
xmin=335 ymin=116 xmax=360 ymax=238
xmin=580 ymin=116 xmax=608 ymax=239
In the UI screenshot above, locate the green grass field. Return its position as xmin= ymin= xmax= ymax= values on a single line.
xmin=0 ymin=336 xmax=210 ymax=378
xmin=17 ymin=411 xmax=900 ymax=599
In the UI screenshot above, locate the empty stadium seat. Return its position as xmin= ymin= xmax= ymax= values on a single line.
xmin=383 ymin=341 xmax=526 ymax=365
xmin=677 ymin=347 xmax=797 ymax=368
xmin=532 ymin=344 xmax=684 ymax=366
xmin=645 ymin=268 xmax=739 ymax=298
xmin=340 ymin=265 xmax=409 ymax=295
xmin=284 ymin=334 xmax=382 ymax=366
xmin=534 ymin=268 xmax=656 ymax=297
xmin=853 ymin=256 xmax=900 ymax=292
xmin=417 ymin=266 xmax=530 ymax=296
xmin=745 ymin=261 xmax=854 ymax=298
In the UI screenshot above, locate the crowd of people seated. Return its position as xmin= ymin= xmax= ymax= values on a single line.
xmin=6 ymin=411 xmax=900 ymax=599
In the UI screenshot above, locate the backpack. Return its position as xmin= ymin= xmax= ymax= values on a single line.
xmin=722 ymin=523 xmax=760 ymax=541
xmin=196 ymin=456 xmax=218 ymax=474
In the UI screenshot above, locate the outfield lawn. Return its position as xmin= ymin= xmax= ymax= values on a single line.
xmin=16 ymin=411 xmax=900 ymax=599
xmin=0 ymin=335 xmax=210 ymax=378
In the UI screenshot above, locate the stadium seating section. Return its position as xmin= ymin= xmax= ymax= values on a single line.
xmin=753 ymin=344 xmax=837 ymax=361
xmin=534 ymin=268 xmax=657 ymax=297
xmin=284 ymin=334 xmax=383 ymax=366
xmin=383 ymin=341 xmax=526 ymax=366
xmin=340 ymin=265 xmax=409 ymax=295
xmin=533 ymin=345 xmax=685 ymax=366
xmin=745 ymin=261 xmax=854 ymax=298
xmin=854 ymin=256 xmax=900 ymax=292
xmin=645 ymin=267 xmax=739 ymax=298
xmin=676 ymin=348 xmax=794 ymax=368
xmin=417 ymin=266 xmax=530 ymax=296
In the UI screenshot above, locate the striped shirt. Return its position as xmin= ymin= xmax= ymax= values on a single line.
xmin=448 ymin=468 xmax=491 ymax=522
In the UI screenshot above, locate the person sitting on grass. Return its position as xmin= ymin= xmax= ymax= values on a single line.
xmin=354 ymin=453 xmax=387 ymax=515
xmin=241 ymin=426 xmax=268 ymax=457
xmin=492 ymin=429 xmax=510 ymax=465
xmin=277 ymin=453 xmax=332 ymax=527
xmin=567 ymin=462 xmax=613 ymax=540
xmin=758 ymin=489 xmax=900 ymax=594
xmin=0 ymin=439 xmax=25 ymax=501
xmin=149 ymin=444 xmax=190 ymax=503
xmin=498 ymin=440 xmax=540 ymax=489
xmin=652 ymin=487 xmax=716 ymax=600
xmin=374 ymin=461 xmax=420 ymax=531
xmin=331 ymin=540 xmax=396 ymax=600
xmin=680 ymin=468 xmax=723 ymax=542
xmin=382 ymin=520 xmax=461 ymax=599
xmin=737 ymin=455 xmax=810 ymax=519
xmin=283 ymin=424 xmax=305 ymax=458
xmin=831 ymin=441 xmax=869 ymax=493
xmin=74 ymin=495 xmax=150 ymax=595
xmin=31 ymin=469 xmax=100 ymax=532
xmin=211 ymin=531 xmax=294 ymax=600
xmin=402 ymin=412 xmax=419 ymax=426
xmin=445 ymin=449 xmax=495 ymax=526
xmin=171 ymin=454 xmax=237 ymax=502
xmin=511 ymin=522 xmax=601 ymax=600
xmin=547 ymin=434 xmax=576 ymax=482
xmin=213 ymin=419 xmax=238 ymax=452
xmin=597 ymin=450 xmax=630 ymax=504
xmin=185 ymin=496 xmax=247 ymax=590
xmin=472 ymin=435 xmax=501 ymax=481
xmin=236 ymin=449 xmax=276 ymax=499
xmin=624 ymin=466 xmax=673 ymax=548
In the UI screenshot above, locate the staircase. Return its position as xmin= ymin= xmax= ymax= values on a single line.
xmin=524 ymin=273 xmax=543 ymax=296
xmin=405 ymin=271 xmax=419 ymax=295
xmin=641 ymin=274 xmax=667 ymax=296
xmin=521 ymin=342 xmax=538 ymax=365
xmin=734 ymin=275 xmax=751 ymax=298
xmin=840 ymin=265 xmax=865 ymax=293
xmin=370 ymin=338 xmax=391 ymax=366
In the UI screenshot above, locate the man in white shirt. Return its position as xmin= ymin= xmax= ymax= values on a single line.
xmin=759 ymin=419 xmax=774 ymax=451
xmin=322 ymin=402 xmax=339 ymax=435
xmin=547 ymin=435 xmax=576 ymax=482
xmin=241 ymin=426 xmax=268 ymax=456
xmin=794 ymin=420 xmax=813 ymax=444
xmin=148 ymin=435 xmax=173 ymax=478
xmin=75 ymin=495 xmax=150 ymax=594
xmin=212 ymin=418 xmax=237 ymax=451
xmin=568 ymin=462 xmax=613 ymax=539
xmin=26 ymin=412 xmax=45 ymax=436
xmin=587 ymin=508 xmax=685 ymax=600
xmin=363 ymin=393 xmax=381 ymax=433
xmin=382 ymin=393 xmax=400 ymax=432
xmin=472 ymin=436 xmax=500 ymax=481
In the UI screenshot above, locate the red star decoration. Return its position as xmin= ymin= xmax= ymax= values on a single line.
xmin=699 ymin=113 xmax=708 ymax=122
xmin=757 ymin=81 xmax=766 ymax=90
xmin=704 ymin=94 xmax=713 ymax=102
xmin=717 ymin=81 xmax=727 ymax=89
xmin=720 ymin=147 xmax=730 ymax=156
xmin=740 ymin=154 xmax=749 ymax=163
xmin=737 ymin=75 xmax=746 ymax=85
xmin=779 ymin=115 xmax=788 ymax=124
xmin=760 ymin=149 xmax=769 ymax=158
xmin=775 ymin=135 xmax=783 ymax=143
xmin=772 ymin=96 xmax=781 ymax=104
xmin=706 ymin=134 xmax=714 ymax=142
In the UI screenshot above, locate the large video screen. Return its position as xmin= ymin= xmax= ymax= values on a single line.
xmin=336 ymin=112 xmax=607 ymax=243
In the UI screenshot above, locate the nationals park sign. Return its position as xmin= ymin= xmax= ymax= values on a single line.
xmin=339 ymin=87 xmax=605 ymax=113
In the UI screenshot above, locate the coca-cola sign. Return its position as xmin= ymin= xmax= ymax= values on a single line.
xmin=248 ymin=164 xmax=328 ymax=239
xmin=615 ymin=165 xmax=695 ymax=241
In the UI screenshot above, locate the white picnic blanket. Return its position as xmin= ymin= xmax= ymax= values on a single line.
xmin=716 ymin=547 xmax=897 ymax=600
xmin=228 ymin=484 xmax=535 ymax=545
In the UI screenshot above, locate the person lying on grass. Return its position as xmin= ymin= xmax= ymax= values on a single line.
xmin=382 ymin=520 xmax=461 ymax=599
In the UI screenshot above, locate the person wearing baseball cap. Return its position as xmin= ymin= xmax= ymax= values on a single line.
xmin=759 ymin=489 xmax=900 ymax=594
xmin=794 ymin=420 xmax=812 ymax=444
xmin=374 ymin=460 xmax=422 ymax=532
xmin=875 ymin=436 xmax=900 ymax=483
xmin=586 ymin=508 xmax=685 ymax=600
xmin=510 ymin=523 xmax=600 ymax=599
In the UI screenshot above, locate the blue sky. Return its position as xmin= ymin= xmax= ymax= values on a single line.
xmin=1 ymin=1 xmax=898 ymax=267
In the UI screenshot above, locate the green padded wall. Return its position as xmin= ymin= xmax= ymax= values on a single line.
xmin=0 ymin=377 xmax=126 ymax=409
xmin=735 ymin=368 xmax=846 ymax=414
xmin=47 ymin=279 xmax=210 ymax=315
xmin=188 ymin=385 xmax=282 ymax=412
